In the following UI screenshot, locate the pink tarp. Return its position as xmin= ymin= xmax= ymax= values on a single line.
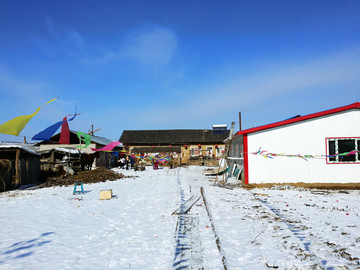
xmin=91 ymin=141 xmax=121 ymax=152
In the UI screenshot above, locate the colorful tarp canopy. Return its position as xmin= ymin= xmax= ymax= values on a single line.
xmin=77 ymin=131 xmax=91 ymax=148
xmin=91 ymin=141 xmax=122 ymax=152
xmin=123 ymin=153 xmax=172 ymax=164
xmin=32 ymin=112 xmax=78 ymax=141
xmin=58 ymin=116 xmax=70 ymax=144
xmin=32 ymin=120 xmax=64 ymax=141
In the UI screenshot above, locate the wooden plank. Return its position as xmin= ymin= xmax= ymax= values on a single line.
xmin=205 ymin=167 xmax=228 ymax=176
xmin=254 ymin=193 xmax=268 ymax=196
xmin=14 ymin=149 xmax=20 ymax=185
xmin=172 ymin=195 xmax=202 ymax=215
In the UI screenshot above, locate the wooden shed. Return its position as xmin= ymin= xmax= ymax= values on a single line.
xmin=36 ymin=130 xmax=123 ymax=169
xmin=38 ymin=147 xmax=82 ymax=172
xmin=0 ymin=144 xmax=41 ymax=191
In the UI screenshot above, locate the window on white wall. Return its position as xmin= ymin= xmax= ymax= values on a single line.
xmin=327 ymin=137 xmax=359 ymax=163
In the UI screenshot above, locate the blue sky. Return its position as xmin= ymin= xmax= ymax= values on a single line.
xmin=0 ymin=0 xmax=359 ymax=142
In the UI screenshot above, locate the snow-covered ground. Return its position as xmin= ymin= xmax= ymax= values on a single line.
xmin=0 ymin=166 xmax=360 ymax=269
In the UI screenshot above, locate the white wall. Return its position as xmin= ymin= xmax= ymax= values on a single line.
xmin=247 ymin=110 xmax=360 ymax=183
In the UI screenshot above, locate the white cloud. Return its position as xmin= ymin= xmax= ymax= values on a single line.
xmin=126 ymin=47 xmax=360 ymax=129
xmin=0 ymin=66 xmax=46 ymax=100
xmin=192 ymin=47 xmax=360 ymax=112
xmin=121 ymin=26 xmax=178 ymax=66
xmin=43 ymin=16 xmax=86 ymax=55
xmin=96 ymin=25 xmax=178 ymax=68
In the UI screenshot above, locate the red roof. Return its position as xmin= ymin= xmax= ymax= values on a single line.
xmin=237 ymin=102 xmax=360 ymax=135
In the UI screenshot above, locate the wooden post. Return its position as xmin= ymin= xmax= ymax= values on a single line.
xmin=239 ymin=112 xmax=242 ymax=131
xmin=51 ymin=150 xmax=55 ymax=165
xmin=15 ymin=149 xmax=20 ymax=185
xmin=214 ymin=157 xmax=221 ymax=185
xmin=26 ymin=159 xmax=29 ymax=184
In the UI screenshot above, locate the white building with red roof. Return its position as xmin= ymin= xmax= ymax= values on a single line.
xmin=231 ymin=102 xmax=360 ymax=185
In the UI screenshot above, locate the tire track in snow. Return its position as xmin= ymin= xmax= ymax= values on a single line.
xmin=200 ymin=187 xmax=228 ymax=270
xmin=253 ymin=192 xmax=331 ymax=270
xmin=173 ymin=168 xmax=190 ymax=269
xmin=173 ymin=168 xmax=203 ymax=270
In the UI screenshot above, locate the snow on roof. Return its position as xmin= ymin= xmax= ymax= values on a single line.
xmin=0 ymin=144 xmax=40 ymax=156
xmin=37 ymin=147 xmax=85 ymax=155
xmin=212 ymin=124 xmax=227 ymax=128
xmin=54 ymin=147 xmax=84 ymax=154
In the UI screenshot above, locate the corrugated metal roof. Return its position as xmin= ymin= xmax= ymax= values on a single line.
xmin=87 ymin=133 xmax=113 ymax=146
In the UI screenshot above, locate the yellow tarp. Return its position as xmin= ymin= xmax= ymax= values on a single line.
xmin=0 ymin=98 xmax=57 ymax=136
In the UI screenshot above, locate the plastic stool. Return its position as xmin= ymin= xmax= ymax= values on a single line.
xmin=73 ymin=182 xmax=84 ymax=194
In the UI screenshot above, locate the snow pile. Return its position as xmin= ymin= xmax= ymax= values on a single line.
xmin=0 ymin=166 xmax=359 ymax=269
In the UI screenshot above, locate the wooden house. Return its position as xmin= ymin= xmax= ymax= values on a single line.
xmin=0 ymin=144 xmax=41 ymax=190
xmin=119 ymin=129 xmax=230 ymax=166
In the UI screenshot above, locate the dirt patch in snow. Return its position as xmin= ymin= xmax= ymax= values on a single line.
xmin=40 ymin=167 xmax=126 ymax=188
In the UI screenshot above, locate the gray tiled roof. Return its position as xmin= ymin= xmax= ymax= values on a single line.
xmin=120 ymin=129 xmax=229 ymax=146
